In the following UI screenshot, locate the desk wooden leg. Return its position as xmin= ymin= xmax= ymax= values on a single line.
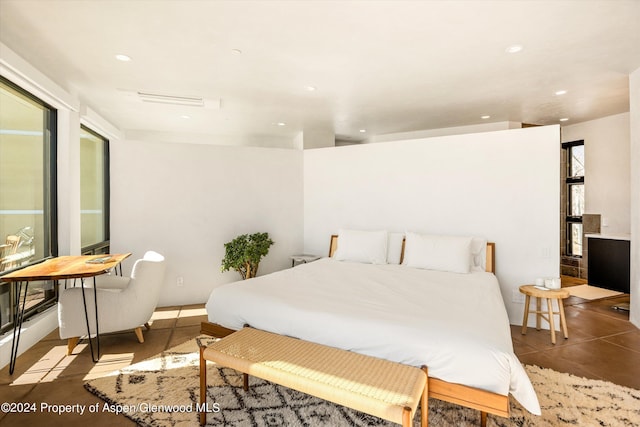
xmin=547 ymin=298 xmax=556 ymax=344
xmin=559 ymin=299 xmax=569 ymax=339
xmin=536 ymin=297 xmax=541 ymax=330
xmin=521 ymin=295 xmax=531 ymax=335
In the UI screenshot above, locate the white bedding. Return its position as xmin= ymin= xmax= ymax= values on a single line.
xmin=206 ymin=257 xmax=541 ymax=415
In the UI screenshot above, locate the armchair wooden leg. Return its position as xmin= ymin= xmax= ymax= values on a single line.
xmin=134 ymin=327 xmax=144 ymax=343
xmin=144 ymin=322 xmax=151 ymax=330
xmin=67 ymin=337 xmax=80 ymax=355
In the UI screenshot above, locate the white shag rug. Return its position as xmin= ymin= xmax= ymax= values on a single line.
xmin=84 ymin=336 xmax=640 ymax=426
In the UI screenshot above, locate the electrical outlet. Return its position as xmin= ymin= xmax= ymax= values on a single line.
xmin=176 ymin=276 xmax=184 ymax=287
xmin=512 ymin=289 xmax=525 ymax=303
xmin=541 ymin=246 xmax=551 ymax=259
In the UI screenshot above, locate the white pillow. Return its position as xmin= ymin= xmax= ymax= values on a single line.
xmin=387 ymin=232 xmax=405 ymax=264
xmin=470 ymin=237 xmax=488 ymax=272
xmin=402 ymin=233 xmax=473 ymax=274
xmin=333 ymin=229 xmax=388 ymax=264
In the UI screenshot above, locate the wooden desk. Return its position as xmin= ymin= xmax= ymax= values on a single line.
xmin=1 ymin=254 xmax=131 ymax=374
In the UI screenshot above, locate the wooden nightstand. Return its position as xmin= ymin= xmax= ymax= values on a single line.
xmin=519 ymin=284 xmax=570 ymax=344
xmin=290 ymin=254 xmax=321 ymax=267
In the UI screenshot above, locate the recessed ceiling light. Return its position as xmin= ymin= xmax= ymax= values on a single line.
xmin=555 ymin=90 xmax=567 ymax=96
xmin=231 ymin=49 xmax=242 ymax=55
xmin=306 ymin=86 xmax=317 ymax=92
xmin=359 ymin=129 xmax=366 ymax=133
xmin=559 ymin=118 xmax=569 ymax=122
xmin=181 ymin=115 xmax=191 ymax=119
xmin=115 ymin=54 xmax=131 ymax=62
xmin=276 ymin=122 xmax=286 ymax=126
xmin=481 ymin=115 xmax=491 ymax=119
xmin=505 ymin=44 xmax=523 ymax=54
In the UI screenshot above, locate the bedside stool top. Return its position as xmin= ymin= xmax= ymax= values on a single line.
xmin=519 ymin=284 xmax=570 ymax=299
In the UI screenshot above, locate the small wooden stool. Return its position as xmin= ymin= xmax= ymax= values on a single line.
xmin=520 ymin=285 xmax=570 ymax=344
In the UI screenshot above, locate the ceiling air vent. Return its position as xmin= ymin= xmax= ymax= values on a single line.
xmin=137 ymin=91 xmax=205 ymax=107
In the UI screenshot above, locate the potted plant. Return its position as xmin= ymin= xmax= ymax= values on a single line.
xmin=221 ymin=232 xmax=274 ymax=279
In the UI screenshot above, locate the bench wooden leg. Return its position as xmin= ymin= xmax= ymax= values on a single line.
xmin=200 ymin=346 xmax=206 ymax=426
xmin=481 ymin=410 xmax=487 ymax=427
xmin=421 ymin=366 xmax=429 ymax=427
xmin=243 ymin=373 xmax=249 ymax=391
xmin=402 ymin=406 xmax=411 ymax=427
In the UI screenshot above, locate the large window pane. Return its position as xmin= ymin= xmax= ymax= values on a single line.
xmin=569 ymin=223 xmax=583 ymax=257
xmin=80 ymin=126 xmax=109 ymax=251
xmin=0 ymin=77 xmax=57 ymax=334
xmin=569 ymin=145 xmax=584 ymax=178
xmin=0 ymin=83 xmax=45 ymax=265
xmin=569 ymin=183 xmax=584 ymax=216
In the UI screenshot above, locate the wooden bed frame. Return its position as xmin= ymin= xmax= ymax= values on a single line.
xmin=201 ymin=235 xmax=508 ymax=426
xmin=327 ymin=234 xmax=496 ymax=274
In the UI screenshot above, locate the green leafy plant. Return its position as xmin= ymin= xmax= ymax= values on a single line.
xmin=221 ymin=232 xmax=274 ymax=279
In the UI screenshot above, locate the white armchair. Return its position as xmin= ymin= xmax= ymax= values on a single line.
xmin=58 ymin=251 xmax=166 ymax=355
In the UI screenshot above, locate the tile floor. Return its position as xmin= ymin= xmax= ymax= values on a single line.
xmin=1 ymin=293 xmax=638 ymax=426
xmin=0 ymin=304 xmax=209 ymax=426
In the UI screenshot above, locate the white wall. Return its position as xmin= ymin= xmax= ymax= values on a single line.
xmin=366 ymin=121 xmax=522 ymax=144
xmin=109 ymin=140 xmax=304 ymax=306
xmin=562 ymin=113 xmax=631 ymax=234
xmin=630 ymin=67 xmax=639 ymax=328
xmin=304 ymin=126 xmax=560 ymax=325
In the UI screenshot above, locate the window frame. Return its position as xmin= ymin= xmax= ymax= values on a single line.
xmin=0 ymin=76 xmax=58 ymax=334
xmin=79 ymin=125 xmax=110 ymax=255
xmin=562 ymin=140 xmax=585 ymax=258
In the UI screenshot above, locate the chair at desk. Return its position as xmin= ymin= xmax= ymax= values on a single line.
xmin=0 ymin=235 xmax=20 ymax=272
xmin=58 ymin=251 xmax=166 ymax=355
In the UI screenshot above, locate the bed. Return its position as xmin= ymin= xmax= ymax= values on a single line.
xmin=204 ymin=231 xmax=541 ymax=421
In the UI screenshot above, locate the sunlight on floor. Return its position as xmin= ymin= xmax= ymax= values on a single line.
xmin=148 ymin=309 xmax=181 ymax=321
xmin=178 ymin=307 xmax=207 ymax=318
xmin=5 ymin=305 xmax=207 ymax=387
xmin=11 ymin=344 xmax=87 ymax=386
xmin=83 ymin=352 xmax=134 ymax=381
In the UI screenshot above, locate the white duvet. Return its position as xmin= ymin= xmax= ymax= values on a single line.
xmin=206 ymin=258 xmax=541 ymax=415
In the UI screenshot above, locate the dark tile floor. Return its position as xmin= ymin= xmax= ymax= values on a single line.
xmin=1 ymin=293 xmax=638 ymax=426
xmin=513 ymin=292 xmax=640 ymax=390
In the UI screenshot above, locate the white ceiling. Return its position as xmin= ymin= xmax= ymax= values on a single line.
xmin=1 ymin=0 xmax=639 ymax=148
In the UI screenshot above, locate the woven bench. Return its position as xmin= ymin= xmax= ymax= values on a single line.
xmin=199 ymin=327 xmax=428 ymax=426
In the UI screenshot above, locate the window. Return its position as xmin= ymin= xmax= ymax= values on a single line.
xmin=80 ymin=126 xmax=110 ymax=255
xmin=563 ymin=140 xmax=584 ymax=257
xmin=0 ymin=77 xmax=57 ymax=334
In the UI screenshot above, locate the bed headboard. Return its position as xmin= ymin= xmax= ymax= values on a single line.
xmin=328 ymin=234 xmax=496 ymax=273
